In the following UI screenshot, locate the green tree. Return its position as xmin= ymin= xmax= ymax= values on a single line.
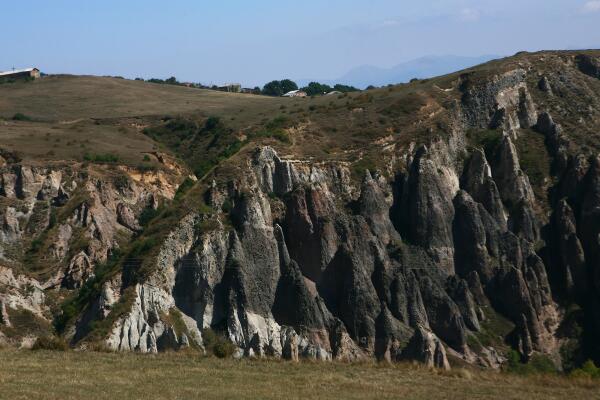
xmin=302 ymin=81 xmax=333 ymax=96
xmin=262 ymin=80 xmax=283 ymax=96
xmin=279 ymin=79 xmax=298 ymax=94
xmin=333 ymin=83 xmax=359 ymax=93
xmin=262 ymin=79 xmax=298 ymax=96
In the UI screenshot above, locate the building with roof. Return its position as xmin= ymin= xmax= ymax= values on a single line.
xmin=218 ymin=83 xmax=242 ymax=93
xmin=241 ymin=87 xmax=260 ymax=94
xmin=0 ymin=68 xmax=41 ymax=80
xmin=282 ymin=90 xmax=307 ymax=97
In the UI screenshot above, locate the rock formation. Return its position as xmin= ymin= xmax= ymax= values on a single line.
xmin=2 ymin=51 xmax=600 ymax=371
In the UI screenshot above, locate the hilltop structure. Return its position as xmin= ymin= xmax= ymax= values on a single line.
xmin=217 ymin=83 xmax=242 ymax=93
xmin=0 ymin=68 xmax=40 ymax=80
xmin=282 ymin=89 xmax=307 ymax=97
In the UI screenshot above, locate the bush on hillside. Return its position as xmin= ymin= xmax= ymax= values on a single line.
xmin=505 ymin=350 xmax=557 ymax=375
xmin=12 ymin=113 xmax=32 ymax=121
xmin=83 ymin=153 xmax=119 ymax=163
xmin=570 ymin=360 xmax=600 ymax=379
xmin=202 ymin=328 xmax=236 ymax=358
xmin=31 ymin=336 xmax=68 ymax=351
xmin=204 ymin=116 xmax=221 ymax=131
xmin=174 ymin=177 xmax=195 ymax=201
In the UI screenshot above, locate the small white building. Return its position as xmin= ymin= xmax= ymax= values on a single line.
xmin=282 ymin=90 xmax=307 ymax=97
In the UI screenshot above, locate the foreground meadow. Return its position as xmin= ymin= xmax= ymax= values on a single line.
xmin=0 ymin=349 xmax=599 ymax=399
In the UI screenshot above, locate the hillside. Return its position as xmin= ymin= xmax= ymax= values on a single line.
xmin=0 ymin=75 xmax=281 ymax=121
xmin=1 ymin=50 xmax=600 ymax=377
xmin=0 ymin=75 xmax=284 ymax=166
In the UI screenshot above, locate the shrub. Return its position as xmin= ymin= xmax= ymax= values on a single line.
xmin=129 ymin=237 xmax=159 ymax=257
xmin=265 ymin=115 xmax=289 ymax=130
xmin=88 ymin=342 xmax=114 ymax=353
xmin=31 ymin=336 xmax=68 ymax=351
xmin=83 ymin=153 xmax=119 ymax=163
xmin=213 ymin=340 xmax=236 ymax=358
xmin=138 ymin=206 xmax=161 ymax=227
xmin=48 ymin=210 xmax=57 ymax=229
xmin=253 ymin=129 xmax=289 ymax=143
xmin=380 ymin=93 xmax=425 ymax=117
xmin=136 ymin=163 xmax=157 ymax=172
xmin=514 ymin=129 xmax=551 ymax=189
xmin=466 ymin=129 xmax=503 ymax=159
xmin=570 ymin=360 xmax=600 ymax=379
xmin=528 ymin=354 xmax=556 ymax=374
xmin=113 ymin=174 xmax=130 ymax=191
xmin=351 ymin=156 xmax=377 ymax=181
xmin=202 ymin=328 xmax=236 ymax=358
xmin=12 ymin=113 xmax=32 ymax=121
xmin=221 ymin=199 xmax=233 ymax=213
xmin=174 ymin=177 xmax=195 ymax=201
xmin=54 ymin=250 xmax=123 ymax=333
xmin=218 ymin=140 xmax=244 ymax=159
xmin=204 ymin=116 xmax=221 ymax=131
xmin=506 ymin=350 xmax=557 ymax=375
xmin=29 ymin=237 xmax=44 ymax=253
xmin=164 ymin=118 xmax=198 ymax=138
xmin=560 ymin=338 xmax=584 ymax=372
xmin=194 ymin=160 xmax=217 ymax=179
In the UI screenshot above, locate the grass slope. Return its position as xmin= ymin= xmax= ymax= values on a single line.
xmin=0 ymin=75 xmax=283 ymax=165
xmin=0 ymin=75 xmax=278 ymax=121
xmin=4 ymin=50 xmax=598 ymax=172
xmin=0 ymin=350 xmax=599 ymax=400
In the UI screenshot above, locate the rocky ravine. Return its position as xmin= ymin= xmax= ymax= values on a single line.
xmin=2 ymin=52 xmax=600 ymax=371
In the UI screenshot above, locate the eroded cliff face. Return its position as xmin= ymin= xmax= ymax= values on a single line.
xmin=89 ymin=136 xmax=555 ymax=367
xmin=0 ymin=155 xmax=186 ymax=347
xmin=2 ymin=52 xmax=600 ymax=370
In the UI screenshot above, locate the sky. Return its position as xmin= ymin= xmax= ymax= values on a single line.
xmin=1 ymin=0 xmax=599 ymax=87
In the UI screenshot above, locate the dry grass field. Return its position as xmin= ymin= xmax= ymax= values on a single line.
xmin=0 ymin=349 xmax=599 ymax=400
xmin=0 ymin=75 xmax=282 ymax=121
xmin=0 ymin=76 xmax=287 ymax=165
xmin=0 ymin=73 xmax=455 ymax=167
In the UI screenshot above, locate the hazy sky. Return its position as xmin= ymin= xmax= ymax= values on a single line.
xmin=1 ymin=0 xmax=599 ymax=86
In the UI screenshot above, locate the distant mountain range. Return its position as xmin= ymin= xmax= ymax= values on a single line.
xmin=298 ymin=54 xmax=502 ymax=89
